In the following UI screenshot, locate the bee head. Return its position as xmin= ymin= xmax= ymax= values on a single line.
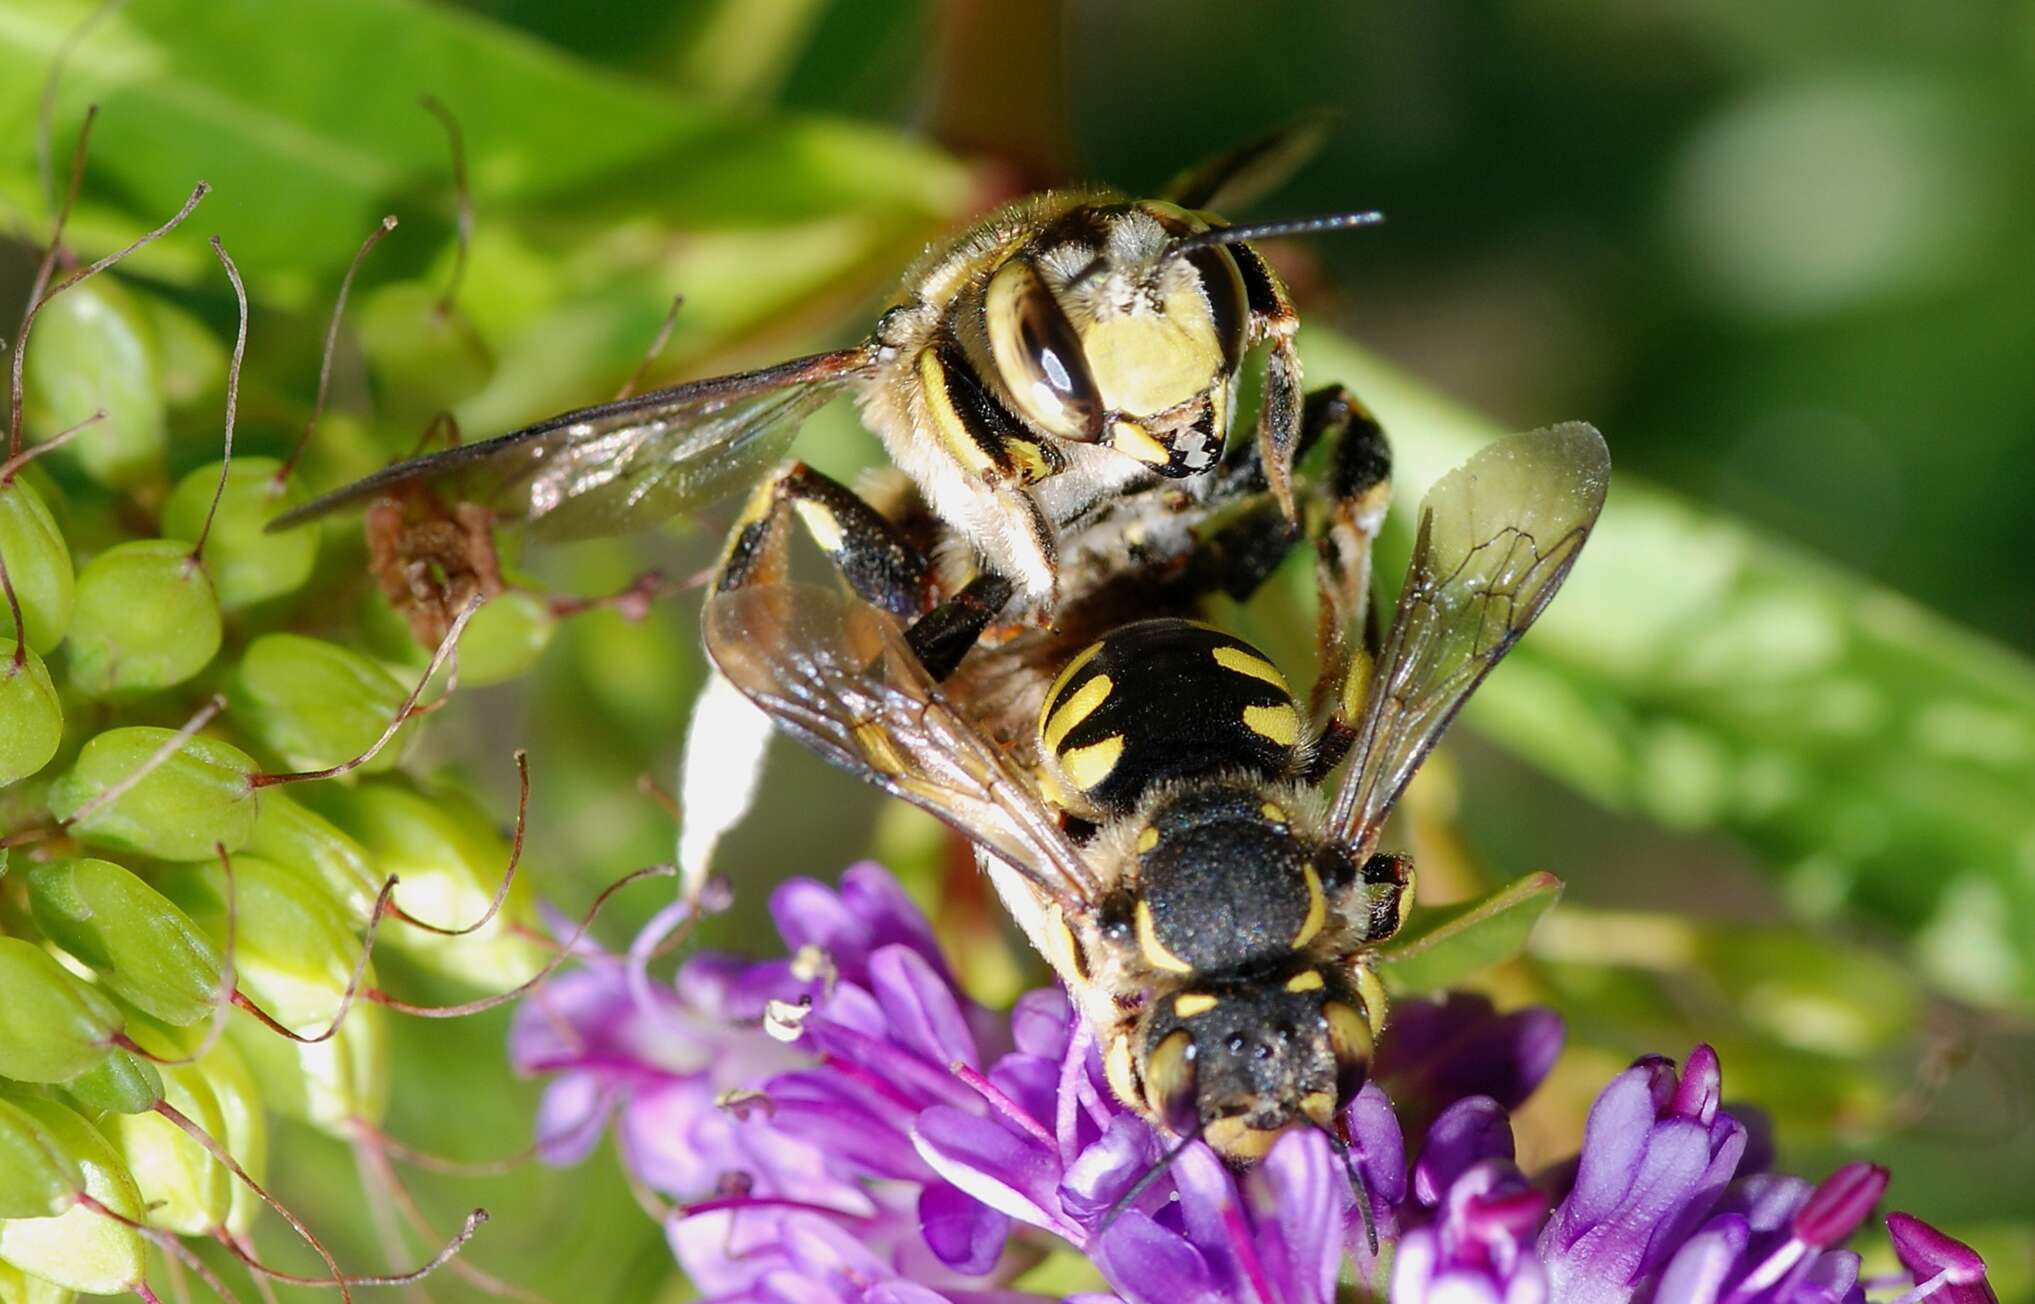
xmin=1127 ymin=966 xmax=1385 ymax=1162
xmin=982 ymin=203 xmax=1243 ymax=474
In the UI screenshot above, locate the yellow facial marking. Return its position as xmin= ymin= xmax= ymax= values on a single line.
xmin=1042 ymin=674 xmax=1113 ymax=752
xmin=1301 ymin=1092 xmax=1337 ymax=1127
xmin=1173 ymin=992 xmax=1218 ymax=1019
xmin=792 ymin=500 xmax=843 ymax=555
xmin=1291 ymin=863 xmax=1327 ymax=948
xmin=1212 ymin=644 xmax=1290 ymax=691
xmin=1205 ymin=1117 xmax=1279 ymax=1162
xmin=1135 ymin=900 xmax=1193 ymax=974
xmin=1084 ymin=295 xmax=1222 ymax=417
xmin=1137 ymin=825 xmax=1160 ymax=854
xmin=1284 ymin=969 xmax=1325 ymax=994
xmin=1260 ymin=801 xmax=1287 ymax=824
xmin=1040 ymin=642 xmax=1105 ymax=730
xmin=1354 ymin=965 xmax=1390 ymax=1036
xmin=916 ymin=347 xmax=1001 ymax=478
xmin=1242 ymin=702 xmax=1300 ymax=747
xmin=1108 ymin=419 xmax=1171 ymax=466
xmin=1104 ymin=1034 xmax=1140 ymax=1108
xmin=1060 ymin=735 xmax=1125 ymax=790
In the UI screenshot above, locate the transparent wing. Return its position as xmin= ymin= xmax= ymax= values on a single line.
xmin=1329 ymin=423 xmax=1610 ymax=852
xmin=270 ymin=347 xmax=875 ymax=539
xmin=705 ymin=582 xmax=1099 ymax=910
xmin=1163 ymin=112 xmax=1335 ymax=213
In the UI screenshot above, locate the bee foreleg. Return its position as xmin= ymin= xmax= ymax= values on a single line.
xmin=903 ymin=570 xmax=1017 ymax=681
xmin=713 ymin=462 xmax=932 ymax=619
xmin=1303 ymin=387 xmax=1393 ymax=755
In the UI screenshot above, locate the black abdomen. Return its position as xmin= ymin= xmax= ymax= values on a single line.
xmin=1038 ymin=619 xmax=1303 ymax=816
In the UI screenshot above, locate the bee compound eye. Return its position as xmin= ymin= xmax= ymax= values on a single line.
xmin=985 ymin=257 xmax=1103 ymax=442
xmin=1143 ymin=1027 xmax=1201 ymax=1135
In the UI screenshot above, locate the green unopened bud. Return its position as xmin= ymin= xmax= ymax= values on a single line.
xmin=248 ymin=789 xmax=380 ymax=921
xmin=0 ymin=476 xmax=74 ymax=654
xmin=65 ymin=540 xmax=222 ymax=697
xmin=0 ymin=646 xmax=63 ymax=787
xmin=456 ymin=590 xmax=554 ymax=686
xmin=101 ymin=1018 xmax=230 ymax=1236
xmin=0 ymin=1091 xmax=146 ymax=1293
xmin=317 ymin=780 xmax=543 ymax=986
xmin=0 ymin=938 xmax=119 ymax=1083
xmin=160 ymin=457 xmax=319 ymax=610
xmin=21 ymin=277 xmax=166 ymax=489
xmin=27 ymin=858 xmax=225 ymax=1026
xmin=48 ymin=726 xmax=259 ymax=860
xmin=226 ymin=998 xmax=389 ymax=1136
xmin=229 ymin=633 xmax=416 ymax=775
xmin=155 ymin=855 xmax=362 ymax=1036
xmin=0 ymin=1255 xmax=78 ymax=1303
xmin=356 ymin=281 xmax=493 ymax=425
xmin=60 ymin=1044 xmax=165 ymax=1117
xmin=0 ymin=1095 xmax=80 ymax=1219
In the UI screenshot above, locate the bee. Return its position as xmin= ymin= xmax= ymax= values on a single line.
xmin=271 ymin=130 xmax=1379 ymax=621
xmin=703 ymin=422 xmax=1610 ymax=1164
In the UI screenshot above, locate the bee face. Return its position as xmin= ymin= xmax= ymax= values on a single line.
xmin=982 ymin=204 xmax=1243 ymax=474
xmin=1132 ymin=966 xmax=1382 ymax=1160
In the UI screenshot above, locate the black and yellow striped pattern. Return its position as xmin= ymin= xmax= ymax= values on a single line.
xmin=1037 ymin=619 xmax=1303 ymax=816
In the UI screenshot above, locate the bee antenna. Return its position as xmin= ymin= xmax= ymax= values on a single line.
xmin=1093 ymin=1120 xmax=1209 ymax=1241
xmin=1318 ymin=1122 xmax=1380 ymax=1257
xmin=1162 ymin=210 xmax=1385 ymax=262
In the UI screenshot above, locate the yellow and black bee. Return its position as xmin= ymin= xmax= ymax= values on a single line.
xmin=704 ymin=422 xmax=1610 ymax=1164
xmin=273 ymin=128 xmax=1377 ymax=619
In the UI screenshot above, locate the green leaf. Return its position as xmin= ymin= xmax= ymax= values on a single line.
xmin=1376 ymin=871 xmax=1563 ymax=994
xmin=1300 ymin=333 xmax=2035 ymax=1011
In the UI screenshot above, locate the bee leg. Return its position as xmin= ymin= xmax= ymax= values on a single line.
xmin=903 ymin=570 xmax=1017 ymax=681
xmin=1230 ymin=241 xmax=1305 ymax=521
xmin=1304 ymin=388 xmax=1393 ymax=771
xmin=713 ymin=462 xmax=932 ymax=619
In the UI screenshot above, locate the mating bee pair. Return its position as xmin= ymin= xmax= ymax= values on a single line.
xmin=280 ymin=133 xmax=1610 ymax=1170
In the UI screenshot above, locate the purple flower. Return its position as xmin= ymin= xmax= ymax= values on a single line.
xmin=1884 ymin=1213 xmax=1999 ymax=1304
xmin=1538 ymin=1045 xmax=1748 ymax=1303
xmin=1394 ymin=1158 xmax=1550 ymax=1304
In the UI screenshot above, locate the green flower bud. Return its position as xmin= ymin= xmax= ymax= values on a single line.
xmin=48 ymin=726 xmax=259 ymax=861
xmin=0 ymin=1091 xmax=146 ymax=1293
xmin=101 ymin=1023 xmax=231 ymax=1236
xmin=0 ymin=937 xmax=119 ymax=1083
xmin=316 ymin=780 xmax=543 ymax=987
xmin=155 ymin=855 xmax=362 ymax=1036
xmin=0 ymin=476 xmax=74 ymax=654
xmin=20 ymin=277 xmax=167 ymax=490
xmin=59 ymin=1044 xmax=164 ymax=1117
xmin=159 ymin=457 xmax=318 ymax=610
xmin=195 ymin=1034 xmax=266 ymax=1237
xmin=0 ymin=1255 xmax=78 ymax=1303
xmin=226 ymin=998 xmax=389 ymax=1136
xmin=356 ymin=281 xmax=493 ymax=425
xmin=248 ymin=789 xmax=380 ymax=921
xmin=0 ymin=646 xmax=62 ymax=787
xmin=456 ymin=590 xmax=554 ymax=686
xmin=65 ymin=540 xmax=222 ymax=698
xmin=229 ymin=633 xmax=416 ymax=775
xmin=26 ymin=858 xmax=225 ymax=1026
xmin=0 ymin=1095 xmax=80 ymax=1219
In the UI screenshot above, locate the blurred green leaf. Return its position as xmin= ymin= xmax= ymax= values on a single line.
xmin=1302 ymin=334 xmax=2035 ymax=1011
xmin=1378 ymin=871 xmax=1563 ymax=994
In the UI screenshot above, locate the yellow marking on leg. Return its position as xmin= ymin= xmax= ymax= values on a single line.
xmin=1173 ymin=992 xmax=1218 ymax=1018
xmin=1060 ymin=735 xmax=1125 ymax=791
xmin=1243 ymin=702 xmax=1300 ymax=746
xmin=1284 ymin=969 xmax=1324 ymax=993
xmin=1212 ymin=644 xmax=1291 ymax=691
xmin=1291 ymin=863 xmax=1326 ymax=947
xmin=792 ymin=500 xmax=843 ymax=554
xmin=1354 ymin=964 xmax=1390 ymax=1034
xmin=1135 ymin=899 xmax=1193 ymax=974
xmin=1042 ymin=675 xmax=1113 ymax=753
xmin=1137 ymin=825 xmax=1159 ymax=854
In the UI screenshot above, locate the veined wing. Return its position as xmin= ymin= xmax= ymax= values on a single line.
xmin=705 ymin=582 xmax=1099 ymax=910
xmin=270 ymin=346 xmax=876 ymax=539
xmin=1329 ymin=423 xmax=1610 ymax=853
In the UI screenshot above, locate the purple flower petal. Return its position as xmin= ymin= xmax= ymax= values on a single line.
xmin=1255 ymin=1128 xmax=1347 ymax=1304
xmin=871 ymin=944 xmax=981 ymax=1070
xmin=1415 ymin=1095 xmax=1515 ymax=1207
xmin=1652 ymin=1213 xmax=1749 ymax=1304
xmin=1671 ymin=1045 xmax=1722 ymax=1124
xmin=1791 ymin=1163 xmax=1887 ymax=1249
xmin=1093 ymin=1211 xmax=1221 ymax=1304
xmin=1547 ymin=1063 xmax=1660 ymax=1245
xmin=1010 ymin=988 xmax=1074 ymax=1060
xmin=1347 ymin=1081 xmax=1408 ymax=1211
xmin=840 ymin=862 xmax=949 ymax=971
xmin=913 ymin=1106 xmax=1079 ymax=1239
xmin=1060 ymin=1116 xmax=1160 ymax=1225
xmin=1376 ymin=995 xmax=1565 ymax=1113
xmin=917 ymin=1180 xmax=1009 ymax=1275
xmin=532 ymin=1072 xmax=618 ymax=1166
xmin=1885 ymin=1213 xmax=1999 ymax=1304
